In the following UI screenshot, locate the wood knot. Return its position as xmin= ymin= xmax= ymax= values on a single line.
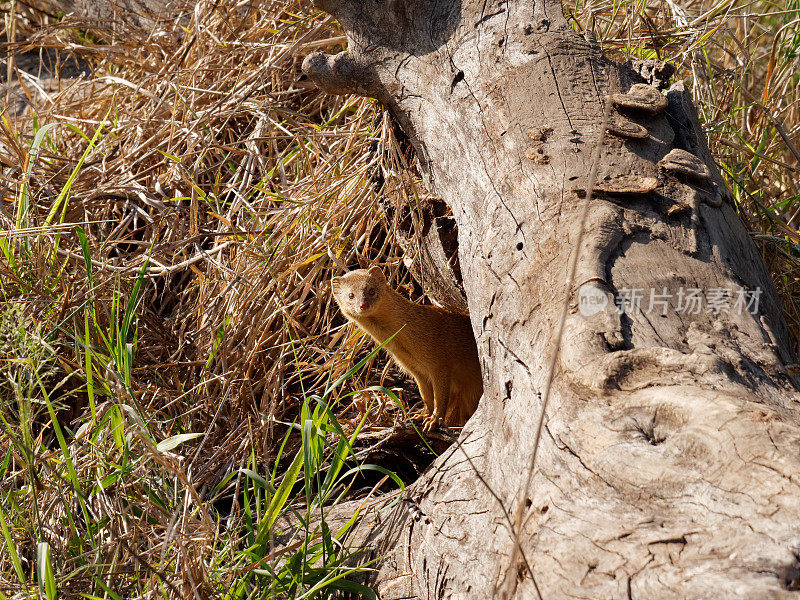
xmin=527 ymin=126 xmax=553 ymax=142
xmin=525 ymin=143 xmax=550 ymax=164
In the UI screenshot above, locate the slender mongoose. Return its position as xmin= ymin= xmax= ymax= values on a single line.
xmin=331 ymin=266 xmax=483 ymax=432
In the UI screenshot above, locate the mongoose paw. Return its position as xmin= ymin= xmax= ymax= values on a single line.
xmin=410 ymin=409 xmax=430 ymax=423
xmin=422 ymin=415 xmax=441 ymax=433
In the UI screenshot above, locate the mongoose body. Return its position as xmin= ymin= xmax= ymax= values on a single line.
xmin=331 ymin=266 xmax=483 ymax=432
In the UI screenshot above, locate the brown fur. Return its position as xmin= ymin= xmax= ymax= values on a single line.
xmin=331 ymin=266 xmax=483 ymax=432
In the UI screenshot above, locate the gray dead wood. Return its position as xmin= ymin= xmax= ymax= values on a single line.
xmin=385 ymin=196 xmax=469 ymax=312
xmin=303 ymin=0 xmax=800 ymax=598
xmin=2 ymin=0 xmax=181 ymax=117
xmin=1 ymin=48 xmax=90 ymax=117
xmin=26 ymin=0 xmax=168 ymax=28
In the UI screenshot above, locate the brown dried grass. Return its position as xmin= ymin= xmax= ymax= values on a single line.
xmin=1 ymin=2 xmax=414 ymax=595
xmin=2 ymin=0 xmax=411 ymax=461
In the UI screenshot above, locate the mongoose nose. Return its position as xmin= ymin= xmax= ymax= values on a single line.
xmin=360 ymin=303 xmax=370 ymax=311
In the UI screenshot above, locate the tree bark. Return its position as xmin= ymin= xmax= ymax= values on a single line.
xmin=29 ymin=0 xmax=168 ymax=28
xmin=303 ymin=1 xmax=800 ymax=598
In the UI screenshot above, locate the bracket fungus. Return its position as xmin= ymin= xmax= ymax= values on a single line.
xmin=611 ymin=83 xmax=668 ymax=115
xmin=574 ymin=175 xmax=659 ymax=198
xmin=606 ymin=118 xmax=649 ymax=139
xmin=658 ymin=148 xmax=711 ymax=183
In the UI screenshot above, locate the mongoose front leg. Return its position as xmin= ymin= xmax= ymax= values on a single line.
xmin=410 ymin=376 xmax=434 ymax=424
xmin=423 ymin=378 xmax=450 ymax=432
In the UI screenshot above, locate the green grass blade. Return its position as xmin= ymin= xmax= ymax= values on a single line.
xmin=44 ymin=115 xmax=108 ymax=227
xmin=0 ymin=503 xmax=26 ymax=587
xmin=18 ymin=122 xmax=61 ymax=233
xmin=156 ymin=432 xmax=204 ymax=453
xmin=38 ymin=374 xmax=94 ymax=551
xmin=323 ymin=329 xmax=401 ymax=397
xmin=36 ymin=541 xmax=57 ymax=600
xmin=264 ymin=449 xmax=304 ymax=536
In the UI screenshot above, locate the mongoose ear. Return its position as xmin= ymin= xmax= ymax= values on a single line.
xmin=367 ymin=266 xmax=386 ymax=281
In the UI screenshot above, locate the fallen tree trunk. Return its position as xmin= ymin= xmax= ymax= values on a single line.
xmin=29 ymin=0 xmax=166 ymax=27
xmin=304 ymin=0 xmax=800 ymax=598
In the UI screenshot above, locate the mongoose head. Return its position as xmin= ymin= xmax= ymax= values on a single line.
xmin=331 ymin=266 xmax=388 ymax=320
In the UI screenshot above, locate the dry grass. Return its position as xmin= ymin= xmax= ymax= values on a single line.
xmin=0 ymin=0 xmax=798 ymax=597
xmin=2 ymin=0 xmax=414 ymax=467
xmin=1 ymin=2 xmax=413 ymax=597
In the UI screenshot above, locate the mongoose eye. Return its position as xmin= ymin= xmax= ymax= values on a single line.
xmin=349 ymin=292 xmax=355 ymax=299
xmin=366 ymin=288 xmax=375 ymax=297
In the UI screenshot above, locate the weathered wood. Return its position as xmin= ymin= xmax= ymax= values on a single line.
xmin=383 ymin=195 xmax=468 ymax=312
xmin=2 ymin=0 xmax=176 ymax=116
xmin=27 ymin=0 xmax=167 ymax=27
xmin=1 ymin=48 xmax=90 ymax=116
xmin=304 ymin=0 xmax=800 ymax=598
